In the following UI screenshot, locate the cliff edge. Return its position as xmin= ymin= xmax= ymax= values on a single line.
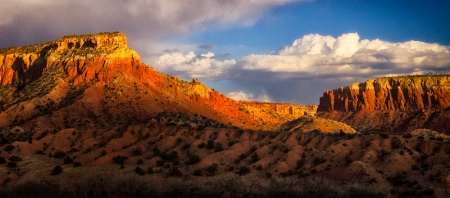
xmin=317 ymin=76 xmax=450 ymax=134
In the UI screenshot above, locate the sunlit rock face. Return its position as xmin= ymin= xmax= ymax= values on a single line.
xmin=318 ymin=75 xmax=450 ymax=134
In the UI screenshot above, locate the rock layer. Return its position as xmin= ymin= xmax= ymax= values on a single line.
xmin=317 ymin=76 xmax=450 ymax=134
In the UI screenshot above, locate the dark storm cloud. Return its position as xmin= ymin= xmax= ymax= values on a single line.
xmin=0 ymin=0 xmax=300 ymax=54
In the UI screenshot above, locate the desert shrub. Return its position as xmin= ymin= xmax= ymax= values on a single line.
xmin=280 ymin=170 xmax=296 ymax=178
xmin=379 ymin=133 xmax=389 ymax=139
xmin=50 ymin=166 xmax=63 ymax=175
xmin=237 ymin=166 xmax=250 ymax=176
xmin=134 ymin=166 xmax=145 ymax=176
xmin=255 ymin=165 xmax=262 ymax=170
xmin=182 ymin=144 xmax=191 ymax=150
xmin=206 ymin=140 xmax=215 ymax=150
xmin=387 ymin=174 xmax=408 ymax=187
xmin=168 ymin=167 xmax=183 ymax=177
xmin=147 ymin=167 xmax=154 ymax=174
xmin=185 ymin=154 xmax=201 ymax=165
xmin=239 ymin=153 xmax=247 ymax=161
xmin=313 ymin=157 xmax=326 ymax=166
xmin=52 ymin=150 xmax=66 ymax=159
xmin=73 ymin=174 xmax=112 ymax=197
xmin=197 ymin=142 xmax=206 ymax=148
xmin=250 ymin=153 xmax=260 ymax=163
xmin=228 ymin=140 xmax=237 ymax=147
xmin=63 ymin=156 xmax=73 ymax=164
xmin=429 ymin=136 xmax=436 ymax=140
xmin=206 ymin=164 xmax=218 ymax=175
xmin=112 ymin=155 xmax=128 ymax=165
xmin=436 ymin=137 xmax=444 ymax=141
xmin=417 ymin=136 xmax=424 ymax=140
xmin=3 ymin=144 xmax=15 ymax=151
xmin=8 ymin=155 xmax=22 ymax=161
xmin=160 ymin=151 xmax=178 ymax=161
xmin=137 ymin=159 xmax=144 ymax=165
xmin=6 ymin=162 xmax=17 ymax=168
xmin=156 ymin=160 xmax=165 ymax=167
xmin=403 ymin=134 xmax=413 ymax=138
xmin=73 ymin=162 xmax=82 ymax=167
xmin=0 ymin=156 xmax=6 ymax=164
xmin=109 ymin=175 xmax=156 ymax=198
xmin=296 ymin=159 xmax=305 ymax=169
xmin=250 ymin=145 xmax=257 ymax=153
xmin=214 ymin=143 xmax=224 ymax=152
xmin=132 ymin=147 xmax=143 ymax=156
xmin=35 ymin=150 xmax=44 ymax=154
xmin=193 ymin=169 xmax=202 ymax=176
xmin=1 ymin=180 xmax=61 ymax=198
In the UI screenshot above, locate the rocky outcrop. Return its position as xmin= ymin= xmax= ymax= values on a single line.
xmin=243 ymin=102 xmax=317 ymax=117
xmin=318 ymin=76 xmax=450 ymax=112
xmin=0 ymin=32 xmax=142 ymax=87
xmin=317 ymin=76 xmax=450 ymax=134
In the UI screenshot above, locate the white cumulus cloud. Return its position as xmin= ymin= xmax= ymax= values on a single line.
xmin=227 ymin=91 xmax=271 ymax=102
xmin=241 ymin=32 xmax=450 ymax=78
xmin=153 ymin=51 xmax=236 ymax=80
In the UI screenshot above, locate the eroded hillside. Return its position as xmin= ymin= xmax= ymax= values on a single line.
xmin=0 ymin=32 xmax=318 ymax=133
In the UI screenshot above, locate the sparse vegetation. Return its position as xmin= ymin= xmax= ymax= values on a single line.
xmin=112 ymin=155 xmax=128 ymax=165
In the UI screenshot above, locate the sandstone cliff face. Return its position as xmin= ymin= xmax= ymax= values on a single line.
xmin=0 ymin=32 xmax=142 ymax=87
xmin=318 ymin=76 xmax=450 ymax=112
xmin=317 ymin=76 xmax=450 ymax=134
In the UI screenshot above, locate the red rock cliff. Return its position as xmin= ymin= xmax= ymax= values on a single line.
xmin=317 ymin=76 xmax=450 ymax=134
xmin=0 ymin=32 xmax=144 ymax=86
xmin=318 ymin=76 xmax=450 ymax=112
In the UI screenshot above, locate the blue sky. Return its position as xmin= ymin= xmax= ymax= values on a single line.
xmin=1 ymin=0 xmax=450 ymax=104
xmin=189 ymin=0 xmax=450 ymax=59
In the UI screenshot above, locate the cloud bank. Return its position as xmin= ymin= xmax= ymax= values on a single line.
xmin=227 ymin=91 xmax=271 ymax=102
xmin=153 ymin=33 xmax=450 ymax=103
xmin=155 ymin=32 xmax=450 ymax=80
xmin=242 ymin=33 xmax=450 ymax=77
